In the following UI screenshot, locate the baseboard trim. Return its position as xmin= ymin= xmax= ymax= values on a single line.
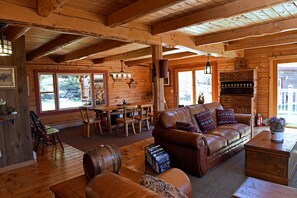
xmin=0 ymin=159 xmax=35 ymax=174
xmin=51 ymin=121 xmax=83 ymax=130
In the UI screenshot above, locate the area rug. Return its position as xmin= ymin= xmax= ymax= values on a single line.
xmin=189 ymin=150 xmax=297 ymax=198
xmin=59 ymin=125 xmax=153 ymax=152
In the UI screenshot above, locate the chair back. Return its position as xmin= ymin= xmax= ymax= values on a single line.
xmin=138 ymin=104 xmax=152 ymax=119
xmin=30 ymin=111 xmax=47 ymax=136
xmin=123 ymin=105 xmax=137 ymax=122
xmin=79 ymin=107 xmax=91 ymax=123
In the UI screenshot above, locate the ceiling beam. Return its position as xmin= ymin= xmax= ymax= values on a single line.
xmin=6 ymin=26 xmax=31 ymax=42
xmin=225 ymin=30 xmax=297 ymax=51
xmin=195 ymin=18 xmax=297 ymax=45
xmin=168 ymin=55 xmax=226 ymax=66
xmin=151 ymin=0 xmax=288 ymax=35
xmin=107 ymin=0 xmax=184 ymax=27
xmin=37 ymin=0 xmax=68 ymax=17
xmin=125 ymin=52 xmax=197 ymax=65
xmin=56 ymin=40 xmax=129 ymax=63
xmin=27 ymin=34 xmax=84 ymax=61
xmin=92 ymin=47 xmax=177 ymax=64
xmin=0 ymin=1 xmax=161 ymax=45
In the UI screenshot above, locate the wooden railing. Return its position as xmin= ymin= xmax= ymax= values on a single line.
xmin=278 ymin=88 xmax=297 ymax=114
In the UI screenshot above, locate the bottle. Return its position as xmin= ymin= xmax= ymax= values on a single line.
xmin=257 ymin=114 xmax=262 ymax=126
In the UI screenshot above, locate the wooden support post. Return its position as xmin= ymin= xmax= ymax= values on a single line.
xmin=152 ymin=45 xmax=165 ymax=122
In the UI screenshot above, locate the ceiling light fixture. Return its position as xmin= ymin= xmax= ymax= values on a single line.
xmin=110 ymin=60 xmax=132 ymax=81
xmin=0 ymin=23 xmax=12 ymax=56
xmin=204 ymin=53 xmax=212 ymax=74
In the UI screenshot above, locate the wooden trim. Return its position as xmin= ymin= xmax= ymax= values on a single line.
xmin=7 ymin=26 xmax=30 ymax=42
xmin=37 ymin=0 xmax=68 ymax=17
xmin=0 ymin=159 xmax=35 ymax=174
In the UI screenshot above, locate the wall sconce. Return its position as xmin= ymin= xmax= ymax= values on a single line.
xmin=0 ymin=23 xmax=12 ymax=56
xmin=159 ymin=59 xmax=168 ymax=78
xmin=204 ymin=53 xmax=212 ymax=74
xmin=110 ymin=60 xmax=132 ymax=81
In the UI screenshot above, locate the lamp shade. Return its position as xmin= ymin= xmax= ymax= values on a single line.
xmin=159 ymin=59 xmax=168 ymax=78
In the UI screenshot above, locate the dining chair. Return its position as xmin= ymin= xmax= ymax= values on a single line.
xmin=135 ymin=104 xmax=151 ymax=133
xmin=116 ymin=105 xmax=137 ymax=137
xmin=29 ymin=111 xmax=64 ymax=155
xmin=79 ymin=107 xmax=102 ymax=138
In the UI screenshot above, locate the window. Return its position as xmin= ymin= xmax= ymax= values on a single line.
xmin=36 ymin=71 xmax=107 ymax=114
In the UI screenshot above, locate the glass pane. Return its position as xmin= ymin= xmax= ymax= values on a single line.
xmin=195 ymin=70 xmax=212 ymax=103
xmin=94 ymin=74 xmax=106 ymax=106
xmin=178 ymin=71 xmax=193 ymax=106
xmin=39 ymin=74 xmax=54 ymax=92
xmin=41 ymin=93 xmax=56 ymax=111
xmin=58 ymin=74 xmax=91 ymax=109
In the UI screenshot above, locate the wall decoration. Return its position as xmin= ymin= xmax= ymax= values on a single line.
xmin=235 ymin=58 xmax=248 ymax=70
xmin=0 ymin=66 xmax=16 ymax=88
xmin=164 ymin=71 xmax=170 ymax=86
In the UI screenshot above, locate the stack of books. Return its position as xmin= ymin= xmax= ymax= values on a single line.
xmin=145 ymin=144 xmax=171 ymax=173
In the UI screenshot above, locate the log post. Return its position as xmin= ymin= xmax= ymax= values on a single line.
xmin=152 ymin=45 xmax=165 ymax=122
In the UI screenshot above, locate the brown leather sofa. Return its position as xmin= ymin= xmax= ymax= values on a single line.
xmin=153 ymin=102 xmax=252 ymax=177
xmin=86 ymin=168 xmax=193 ymax=198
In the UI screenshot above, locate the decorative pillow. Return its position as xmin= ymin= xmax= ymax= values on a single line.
xmin=216 ymin=109 xmax=237 ymax=125
xmin=140 ymin=174 xmax=188 ymax=198
xmin=194 ymin=110 xmax=216 ymax=133
xmin=176 ymin=121 xmax=200 ymax=133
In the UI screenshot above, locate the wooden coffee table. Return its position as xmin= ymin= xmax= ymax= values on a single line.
xmin=245 ymin=130 xmax=297 ymax=185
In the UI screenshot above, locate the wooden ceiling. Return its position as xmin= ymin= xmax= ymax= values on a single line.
xmin=0 ymin=0 xmax=297 ymax=64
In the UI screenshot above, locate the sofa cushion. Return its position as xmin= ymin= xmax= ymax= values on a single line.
xmin=194 ymin=110 xmax=216 ymax=133
xmin=140 ymin=174 xmax=188 ymax=198
xmin=187 ymin=104 xmax=206 ymax=128
xmin=217 ymin=123 xmax=251 ymax=138
xmin=158 ymin=107 xmax=193 ymax=129
xmin=207 ymin=128 xmax=240 ymax=145
xmin=203 ymin=102 xmax=223 ymax=125
xmin=204 ymin=134 xmax=227 ymax=156
xmin=216 ymin=109 xmax=237 ymax=125
xmin=176 ymin=121 xmax=200 ymax=133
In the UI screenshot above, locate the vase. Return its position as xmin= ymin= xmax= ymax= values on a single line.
xmin=270 ymin=128 xmax=284 ymax=143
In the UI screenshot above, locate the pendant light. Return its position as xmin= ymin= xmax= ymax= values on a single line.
xmin=204 ymin=53 xmax=212 ymax=74
xmin=110 ymin=60 xmax=132 ymax=81
xmin=0 ymin=23 xmax=12 ymax=56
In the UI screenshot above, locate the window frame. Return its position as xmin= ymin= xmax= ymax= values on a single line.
xmin=34 ymin=70 xmax=108 ymax=116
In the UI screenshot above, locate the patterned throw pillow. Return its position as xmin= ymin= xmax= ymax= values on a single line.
xmin=176 ymin=121 xmax=199 ymax=133
xmin=194 ymin=110 xmax=216 ymax=133
xmin=216 ymin=109 xmax=237 ymax=125
xmin=140 ymin=174 xmax=188 ymax=198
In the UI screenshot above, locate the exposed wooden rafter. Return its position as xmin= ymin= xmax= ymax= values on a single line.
xmin=92 ymin=47 xmax=177 ymax=64
xmin=125 ymin=52 xmax=197 ymax=66
xmin=151 ymin=0 xmax=288 ymax=35
xmin=225 ymin=30 xmax=297 ymax=51
xmin=55 ymin=40 xmax=129 ymax=63
xmin=6 ymin=26 xmax=31 ymax=42
xmin=168 ymin=55 xmax=226 ymax=66
xmin=195 ymin=18 xmax=297 ymax=46
xmin=27 ymin=34 xmax=84 ymax=61
xmin=37 ymin=0 xmax=68 ymax=17
xmin=107 ymin=0 xmax=184 ymax=27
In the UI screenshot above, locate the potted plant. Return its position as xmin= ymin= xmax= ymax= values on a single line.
xmin=269 ymin=117 xmax=286 ymax=142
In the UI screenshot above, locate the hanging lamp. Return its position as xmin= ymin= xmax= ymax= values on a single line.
xmin=0 ymin=23 xmax=12 ymax=56
xmin=204 ymin=53 xmax=212 ymax=74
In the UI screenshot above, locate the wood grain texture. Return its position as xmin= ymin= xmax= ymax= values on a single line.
xmin=37 ymin=0 xmax=68 ymax=17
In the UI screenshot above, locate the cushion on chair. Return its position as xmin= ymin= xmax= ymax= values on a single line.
xmin=176 ymin=121 xmax=200 ymax=133
xmin=194 ymin=110 xmax=216 ymax=133
xmin=140 ymin=174 xmax=188 ymax=198
xmin=216 ymin=109 xmax=237 ymax=125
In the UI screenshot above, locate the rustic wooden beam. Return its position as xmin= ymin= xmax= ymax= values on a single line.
xmin=151 ymin=0 xmax=287 ymax=35
xmin=56 ymin=40 xmax=128 ymax=63
xmin=92 ymin=47 xmax=177 ymax=64
xmin=107 ymin=0 xmax=183 ymax=27
xmin=168 ymin=55 xmax=226 ymax=66
xmin=27 ymin=34 xmax=84 ymax=61
xmin=0 ymin=1 xmax=161 ymax=45
xmin=37 ymin=0 xmax=68 ymax=17
xmin=6 ymin=26 xmax=31 ymax=42
xmin=195 ymin=18 xmax=297 ymax=46
xmin=125 ymin=52 xmax=197 ymax=65
xmin=225 ymin=30 xmax=297 ymax=51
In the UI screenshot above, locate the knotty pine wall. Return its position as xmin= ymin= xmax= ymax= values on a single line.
xmin=26 ymin=59 xmax=152 ymax=125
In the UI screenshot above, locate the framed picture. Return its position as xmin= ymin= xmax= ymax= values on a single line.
xmin=0 ymin=66 xmax=16 ymax=88
xmin=164 ymin=71 xmax=170 ymax=86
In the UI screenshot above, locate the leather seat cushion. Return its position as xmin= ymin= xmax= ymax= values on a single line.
xmin=207 ymin=128 xmax=240 ymax=145
xmin=204 ymin=134 xmax=227 ymax=156
xmin=217 ymin=123 xmax=250 ymax=137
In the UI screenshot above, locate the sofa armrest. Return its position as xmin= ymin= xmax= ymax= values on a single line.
xmin=235 ymin=113 xmax=252 ymax=125
xmin=153 ymin=128 xmax=207 ymax=150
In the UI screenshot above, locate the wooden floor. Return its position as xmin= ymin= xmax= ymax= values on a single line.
xmin=0 ymin=138 xmax=154 ymax=197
